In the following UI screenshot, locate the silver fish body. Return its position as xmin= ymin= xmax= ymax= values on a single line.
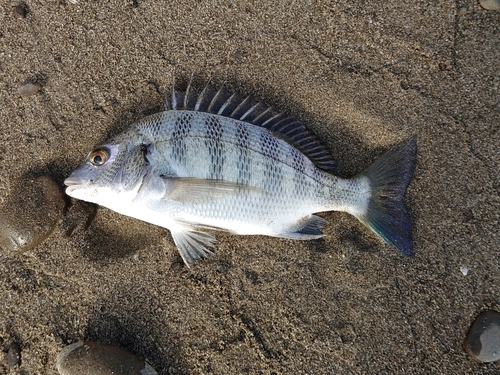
xmin=65 ymin=84 xmax=416 ymax=266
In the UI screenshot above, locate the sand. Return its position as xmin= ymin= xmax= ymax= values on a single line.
xmin=0 ymin=0 xmax=499 ymax=374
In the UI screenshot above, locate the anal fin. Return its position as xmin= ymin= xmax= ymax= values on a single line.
xmin=279 ymin=215 xmax=327 ymax=240
xmin=170 ymin=228 xmax=215 ymax=267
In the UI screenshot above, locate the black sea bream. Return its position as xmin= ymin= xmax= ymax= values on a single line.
xmin=65 ymin=83 xmax=417 ymax=266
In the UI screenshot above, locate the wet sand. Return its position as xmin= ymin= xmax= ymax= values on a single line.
xmin=1 ymin=1 xmax=499 ymax=373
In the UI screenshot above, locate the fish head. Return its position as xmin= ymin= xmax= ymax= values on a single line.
xmin=64 ymin=137 xmax=150 ymax=206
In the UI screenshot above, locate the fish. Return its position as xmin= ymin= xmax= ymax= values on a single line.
xmin=64 ymin=82 xmax=417 ymax=266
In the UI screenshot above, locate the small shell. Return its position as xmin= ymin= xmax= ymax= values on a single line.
xmin=18 ymin=82 xmax=41 ymax=97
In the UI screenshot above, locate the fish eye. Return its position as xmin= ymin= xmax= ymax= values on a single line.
xmin=89 ymin=148 xmax=110 ymax=166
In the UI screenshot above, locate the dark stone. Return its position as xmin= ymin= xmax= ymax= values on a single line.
xmin=12 ymin=4 xmax=28 ymax=18
xmin=4 ymin=342 xmax=21 ymax=367
xmin=464 ymin=310 xmax=500 ymax=362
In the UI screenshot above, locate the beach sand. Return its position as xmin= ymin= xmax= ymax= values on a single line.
xmin=0 ymin=0 xmax=499 ymax=373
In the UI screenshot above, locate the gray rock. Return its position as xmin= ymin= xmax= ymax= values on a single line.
xmin=56 ymin=341 xmax=158 ymax=375
xmin=464 ymin=310 xmax=500 ymax=363
xmin=0 ymin=175 xmax=66 ymax=252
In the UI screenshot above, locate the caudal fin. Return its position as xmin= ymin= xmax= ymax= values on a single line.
xmin=354 ymin=138 xmax=417 ymax=256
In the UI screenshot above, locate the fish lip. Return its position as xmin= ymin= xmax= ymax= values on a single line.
xmin=64 ymin=177 xmax=87 ymax=187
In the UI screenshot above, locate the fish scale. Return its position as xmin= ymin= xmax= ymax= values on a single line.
xmin=204 ymin=116 xmax=225 ymax=180
xmin=142 ymin=111 xmax=324 ymax=198
xmin=65 ymin=83 xmax=417 ymax=266
xmin=236 ymin=122 xmax=251 ymax=185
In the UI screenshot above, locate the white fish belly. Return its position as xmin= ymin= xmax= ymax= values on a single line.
xmin=175 ymin=193 xmax=321 ymax=236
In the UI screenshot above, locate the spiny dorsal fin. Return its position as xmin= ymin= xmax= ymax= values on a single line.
xmin=167 ymin=83 xmax=337 ymax=172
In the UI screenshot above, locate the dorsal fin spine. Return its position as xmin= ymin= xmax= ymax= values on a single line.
xmin=240 ymin=102 xmax=261 ymax=121
xmin=171 ymin=80 xmax=178 ymax=110
xmin=218 ymin=93 xmax=238 ymax=115
xmin=184 ymin=76 xmax=194 ymax=109
xmin=261 ymin=112 xmax=286 ymax=127
xmin=269 ymin=117 xmax=296 ymax=133
xmin=231 ymin=95 xmax=254 ymax=119
xmin=194 ymin=84 xmax=208 ymax=111
xmin=207 ymin=87 xmax=225 ymax=113
xmin=252 ymin=106 xmax=275 ymax=124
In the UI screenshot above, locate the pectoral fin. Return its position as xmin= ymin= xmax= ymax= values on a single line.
xmin=170 ymin=227 xmax=216 ymax=266
xmin=161 ymin=177 xmax=265 ymax=204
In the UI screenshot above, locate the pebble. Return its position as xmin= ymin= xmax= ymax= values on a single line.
xmin=18 ymin=82 xmax=42 ymax=97
xmin=4 ymin=342 xmax=21 ymax=367
xmin=480 ymin=0 xmax=500 ymax=10
xmin=13 ymin=4 xmax=28 ymax=18
xmin=57 ymin=341 xmax=158 ymax=375
xmin=0 ymin=175 xmax=66 ymax=252
xmin=464 ymin=310 xmax=500 ymax=362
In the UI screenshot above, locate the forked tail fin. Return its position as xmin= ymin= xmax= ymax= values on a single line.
xmin=354 ymin=138 xmax=417 ymax=256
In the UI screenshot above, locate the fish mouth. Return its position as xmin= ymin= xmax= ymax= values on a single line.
xmin=64 ymin=177 xmax=88 ymax=195
xmin=64 ymin=177 xmax=87 ymax=187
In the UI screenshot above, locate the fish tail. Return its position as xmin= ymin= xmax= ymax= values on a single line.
xmin=351 ymin=138 xmax=417 ymax=256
